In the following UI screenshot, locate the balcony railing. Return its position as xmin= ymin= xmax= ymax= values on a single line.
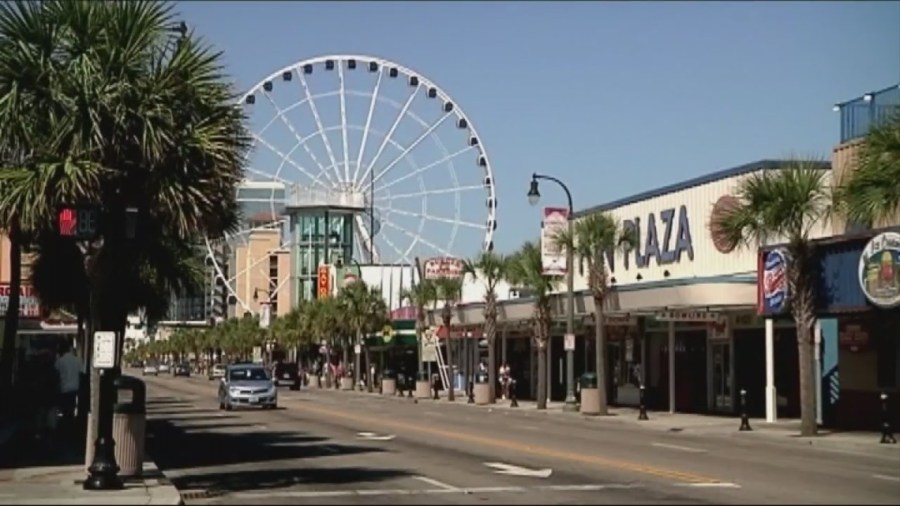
xmin=835 ymin=84 xmax=900 ymax=144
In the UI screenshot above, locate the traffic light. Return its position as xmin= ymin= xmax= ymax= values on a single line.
xmin=57 ymin=206 xmax=100 ymax=240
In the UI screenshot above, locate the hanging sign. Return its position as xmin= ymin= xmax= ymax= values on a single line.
xmin=317 ymin=265 xmax=331 ymax=298
xmin=859 ymin=232 xmax=900 ymax=308
xmin=541 ymin=207 xmax=568 ymax=276
xmin=759 ymin=249 xmax=789 ymax=314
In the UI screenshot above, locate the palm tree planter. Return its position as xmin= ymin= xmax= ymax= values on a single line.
xmin=465 ymin=252 xmax=509 ymax=403
xmin=712 ymin=160 xmax=831 ymax=437
xmin=507 ymin=241 xmax=560 ymax=410
xmin=553 ymin=212 xmax=634 ymax=416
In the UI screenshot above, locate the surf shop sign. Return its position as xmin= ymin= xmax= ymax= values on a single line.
xmin=859 ymin=232 xmax=900 ymax=308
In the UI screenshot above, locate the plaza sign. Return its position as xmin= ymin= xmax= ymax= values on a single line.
xmin=424 ymin=257 xmax=465 ymax=280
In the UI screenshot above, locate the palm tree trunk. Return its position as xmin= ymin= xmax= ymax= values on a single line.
xmin=796 ymin=320 xmax=817 ymax=436
xmin=536 ymin=340 xmax=547 ymax=410
xmin=444 ymin=313 xmax=455 ymax=402
xmin=594 ymin=303 xmax=609 ymax=416
xmin=364 ymin=345 xmax=373 ymax=393
xmin=0 ymin=220 xmax=22 ymax=408
xmin=487 ymin=335 xmax=496 ymax=403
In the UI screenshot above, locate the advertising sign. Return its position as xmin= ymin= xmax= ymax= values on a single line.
xmin=421 ymin=327 xmax=438 ymax=363
xmin=859 ymin=232 xmax=900 ymax=308
xmin=317 ymin=265 xmax=331 ymax=298
xmin=0 ymin=284 xmax=41 ymax=319
xmin=759 ymin=249 xmax=789 ymax=314
xmin=541 ymin=207 xmax=568 ymax=276
xmin=424 ymin=257 xmax=464 ymax=280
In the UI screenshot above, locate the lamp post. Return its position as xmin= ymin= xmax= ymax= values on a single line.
xmin=527 ymin=173 xmax=578 ymax=412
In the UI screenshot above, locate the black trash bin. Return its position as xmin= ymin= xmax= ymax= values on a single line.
xmin=580 ymin=373 xmax=598 ymax=389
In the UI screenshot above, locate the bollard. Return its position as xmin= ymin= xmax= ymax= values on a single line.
xmin=739 ymin=389 xmax=752 ymax=431
xmin=881 ymin=392 xmax=897 ymax=444
xmin=638 ymin=385 xmax=649 ymax=421
xmin=509 ymin=379 xmax=518 ymax=408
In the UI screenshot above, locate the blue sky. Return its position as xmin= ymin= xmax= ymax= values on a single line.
xmin=176 ymin=1 xmax=900 ymax=257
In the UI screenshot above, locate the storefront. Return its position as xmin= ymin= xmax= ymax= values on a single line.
xmin=435 ymin=160 xmax=831 ymax=411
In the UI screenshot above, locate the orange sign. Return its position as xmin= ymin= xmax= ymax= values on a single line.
xmin=317 ymin=265 xmax=331 ymax=298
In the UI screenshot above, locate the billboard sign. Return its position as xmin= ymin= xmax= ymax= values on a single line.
xmin=424 ymin=257 xmax=464 ymax=280
xmin=0 ymin=284 xmax=41 ymax=319
xmin=541 ymin=207 xmax=569 ymax=276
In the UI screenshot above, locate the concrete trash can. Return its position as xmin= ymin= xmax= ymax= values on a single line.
xmin=381 ymin=369 xmax=396 ymax=396
xmin=415 ymin=372 xmax=431 ymax=399
xmin=580 ymin=373 xmax=600 ymax=416
xmin=474 ymin=372 xmax=490 ymax=405
xmin=85 ymin=375 xmax=147 ymax=477
xmin=340 ymin=377 xmax=354 ymax=390
xmin=308 ymin=373 xmax=321 ymax=388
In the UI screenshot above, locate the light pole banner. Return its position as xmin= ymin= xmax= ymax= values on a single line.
xmin=541 ymin=207 xmax=569 ymax=276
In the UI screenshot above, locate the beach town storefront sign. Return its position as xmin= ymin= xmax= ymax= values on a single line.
xmin=859 ymin=231 xmax=900 ymax=309
xmin=603 ymin=205 xmax=695 ymax=272
xmin=0 ymin=283 xmax=42 ymax=319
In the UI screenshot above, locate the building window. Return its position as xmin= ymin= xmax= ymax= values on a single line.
xmin=269 ymin=255 xmax=278 ymax=316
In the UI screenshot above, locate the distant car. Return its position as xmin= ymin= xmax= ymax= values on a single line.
xmin=158 ymin=363 xmax=170 ymax=374
xmin=273 ymin=362 xmax=301 ymax=391
xmin=173 ymin=363 xmax=191 ymax=377
xmin=209 ymin=363 xmax=226 ymax=381
xmin=142 ymin=364 xmax=158 ymax=376
xmin=218 ymin=364 xmax=277 ymax=411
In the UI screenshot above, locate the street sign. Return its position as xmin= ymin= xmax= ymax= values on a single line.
xmin=354 ymin=344 xmax=361 ymax=355
xmin=564 ymin=333 xmax=575 ymax=352
xmin=382 ymin=324 xmax=394 ymax=343
xmin=92 ymin=332 xmax=117 ymax=369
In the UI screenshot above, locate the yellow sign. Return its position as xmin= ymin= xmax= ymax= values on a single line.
xmin=382 ymin=325 xmax=394 ymax=342
xmin=317 ymin=265 xmax=331 ymax=298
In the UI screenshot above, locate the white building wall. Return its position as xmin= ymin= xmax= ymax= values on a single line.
xmin=567 ymin=168 xmax=833 ymax=292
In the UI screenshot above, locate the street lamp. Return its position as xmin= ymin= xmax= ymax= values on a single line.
xmin=527 ymin=173 xmax=578 ymax=412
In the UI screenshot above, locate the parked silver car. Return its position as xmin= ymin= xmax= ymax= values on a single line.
xmin=218 ymin=364 xmax=278 ymax=410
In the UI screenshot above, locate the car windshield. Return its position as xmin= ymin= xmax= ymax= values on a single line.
xmin=229 ymin=368 xmax=268 ymax=381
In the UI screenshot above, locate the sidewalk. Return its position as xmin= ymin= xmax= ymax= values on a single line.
xmin=316 ymin=385 xmax=900 ymax=455
xmin=0 ymin=422 xmax=182 ymax=505
xmin=0 ymin=460 xmax=182 ymax=505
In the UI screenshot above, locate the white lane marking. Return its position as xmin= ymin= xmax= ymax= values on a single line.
xmin=541 ymin=484 xmax=638 ymax=491
xmin=233 ymin=486 xmax=530 ymax=499
xmin=872 ymin=474 xmax=900 ymax=483
xmin=678 ymin=482 xmax=741 ymax=488
xmin=319 ymin=444 xmax=340 ymax=454
xmin=484 ymin=462 xmax=553 ymax=478
xmin=651 ymin=442 xmax=707 ymax=453
xmin=516 ymin=425 xmax=540 ymax=431
xmin=356 ymin=432 xmax=396 ymax=441
xmin=414 ymin=476 xmax=459 ymax=491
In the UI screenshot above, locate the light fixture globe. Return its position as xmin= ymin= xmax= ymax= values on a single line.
xmin=527 ymin=179 xmax=541 ymax=206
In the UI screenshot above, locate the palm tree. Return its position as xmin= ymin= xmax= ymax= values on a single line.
xmin=711 ymin=160 xmax=831 ymax=436
xmin=434 ymin=277 xmax=463 ymax=401
xmin=339 ymin=280 xmax=377 ymax=390
xmin=0 ymin=1 xmax=248 ymax=446
xmin=552 ymin=212 xmax=634 ymax=415
xmin=465 ymin=252 xmax=509 ymax=403
xmin=836 ymin=112 xmax=900 ymax=228
xmin=507 ymin=241 xmax=560 ymax=410
xmin=401 ymin=279 xmax=437 ymax=379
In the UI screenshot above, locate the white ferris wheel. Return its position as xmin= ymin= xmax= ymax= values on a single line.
xmin=205 ymin=54 xmax=498 ymax=313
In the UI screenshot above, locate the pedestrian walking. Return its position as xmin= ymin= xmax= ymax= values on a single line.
xmin=55 ymin=340 xmax=81 ymax=438
xmin=499 ymin=362 xmax=511 ymax=400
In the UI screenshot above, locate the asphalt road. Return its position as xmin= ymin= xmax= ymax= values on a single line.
xmin=141 ymin=373 xmax=900 ymax=505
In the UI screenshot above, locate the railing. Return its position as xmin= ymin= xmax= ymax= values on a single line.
xmin=836 ymin=84 xmax=900 ymax=143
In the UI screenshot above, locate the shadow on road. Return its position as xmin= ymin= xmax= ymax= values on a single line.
xmin=147 ymin=419 xmax=383 ymax=471
xmin=174 ymin=466 xmax=413 ymax=494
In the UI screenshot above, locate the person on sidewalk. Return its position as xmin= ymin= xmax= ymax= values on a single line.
xmin=54 ymin=340 xmax=80 ymax=439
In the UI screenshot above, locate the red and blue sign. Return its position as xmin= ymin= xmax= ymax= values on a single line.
xmin=758 ymin=249 xmax=789 ymax=314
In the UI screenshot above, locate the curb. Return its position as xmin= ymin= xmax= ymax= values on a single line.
xmin=144 ymin=456 xmax=183 ymax=505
